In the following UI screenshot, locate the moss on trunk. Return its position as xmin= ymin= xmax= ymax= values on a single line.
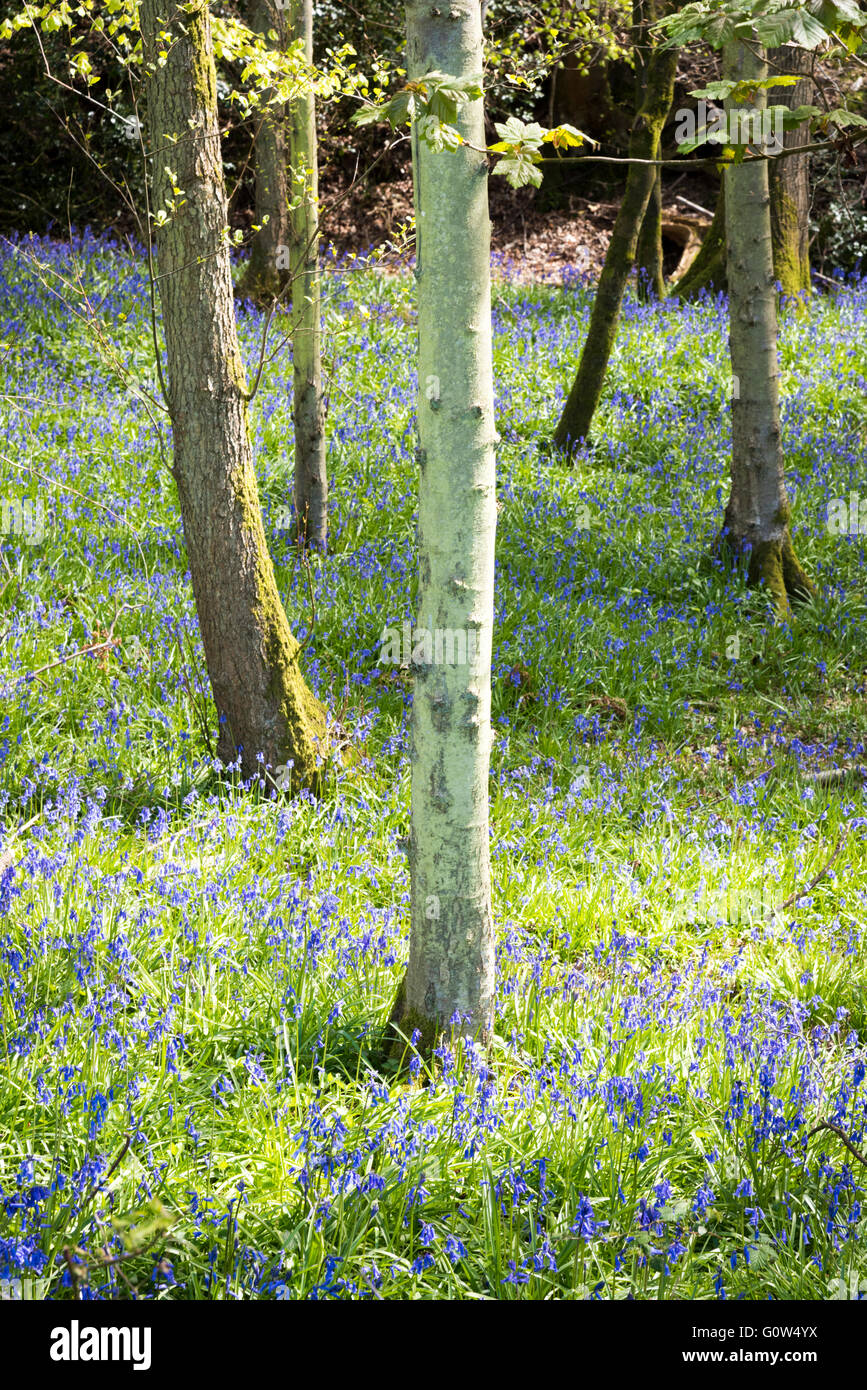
xmin=672 ymin=180 xmax=727 ymax=299
xmin=385 ymin=975 xmax=439 ymax=1064
xmin=237 ymin=1 xmax=291 ymax=304
xmin=636 ymin=168 xmax=666 ymax=299
xmin=718 ymin=529 xmax=814 ymax=619
xmin=141 ymin=0 xmax=328 ymax=788
xmin=633 ymin=1 xmax=666 ymax=301
xmin=552 ymin=28 xmax=677 ymax=452
xmin=769 ymin=45 xmax=812 ymax=301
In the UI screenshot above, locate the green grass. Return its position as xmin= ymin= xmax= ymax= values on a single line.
xmin=0 ymin=236 xmax=866 ymax=1299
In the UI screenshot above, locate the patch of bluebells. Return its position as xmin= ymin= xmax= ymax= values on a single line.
xmin=1 ymin=235 xmax=866 ymax=1297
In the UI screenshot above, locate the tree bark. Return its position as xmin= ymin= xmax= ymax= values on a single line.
xmin=552 ymin=30 xmax=676 ymax=452
xmin=391 ymin=0 xmax=497 ymax=1053
xmin=769 ymin=44 xmax=812 ymax=300
xmin=140 ymin=0 xmax=328 ymax=785
xmin=636 ymin=167 xmax=666 ymax=299
xmin=237 ymin=0 xmax=292 ymax=302
xmin=289 ymin=0 xmax=328 ymax=552
xmin=634 ymin=0 xmax=666 ymax=300
xmin=720 ymin=37 xmax=813 ymax=615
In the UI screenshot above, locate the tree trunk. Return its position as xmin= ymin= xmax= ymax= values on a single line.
xmin=237 ymin=1 xmax=291 ymax=302
xmin=671 ymin=178 xmax=727 ymax=298
xmin=636 ymin=168 xmax=666 ymax=298
xmin=633 ymin=0 xmax=666 ymax=300
xmin=391 ymin=0 xmax=497 ymax=1053
xmin=289 ymin=0 xmax=328 ymax=552
xmin=140 ymin=0 xmax=328 ymax=785
xmin=720 ymin=38 xmax=813 ymax=615
xmin=552 ymin=32 xmax=676 ymax=452
xmin=769 ymin=44 xmax=812 ymax=300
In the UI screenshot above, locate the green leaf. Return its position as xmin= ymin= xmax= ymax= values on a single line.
xmin=824 ymin=106 xmax=867 ymax=127
xmin=352 ymin=102 xmax=388 ymax=128
xmin=691 ymin=77 xmax=800 ymax=101
xmin=491 ymin=156 xmax=543 ymax=188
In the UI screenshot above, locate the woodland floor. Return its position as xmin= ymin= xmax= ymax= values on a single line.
xmin=1 ymin=233 xmax=866 ymax=1300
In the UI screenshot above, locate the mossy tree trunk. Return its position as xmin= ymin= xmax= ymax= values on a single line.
xmin=237 ymin=0 xmax=291 ymax=302
xmin=769 ymin=44 xmax=812 ymax=300
xmin=289 ymin=0 xmax=328 ymax=553
xmin=671 ymin=178 xmax=727 ymax=298
xmin=721 ymin=37 xmax=813 ymax=615
xmin=552 ymin=28 xmax=677 ymax=452
xmin=634 ymin=0 xmax=666 ymax=300
xmin=391 ymin=0 xmax=497 ymax=1054
xmin=141 ymin=0 xmax=328 ymax=784
xmin=636 ymin=168 xmax=666 ymax=298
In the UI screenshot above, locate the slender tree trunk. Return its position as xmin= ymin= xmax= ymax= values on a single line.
xmin=141 ymin=0 xmax=328 ymax=784
xmin=720 ymin=38 xmax=813 ymax=615
xmin=672 ymin=178 xmax=727 ymax=297
xmin=636 ymin=168 xmax=666 ymax=298
xmin=390 ymin=0 xmax=496 ymax=1053
xmin=634 ymin=0 xmax=666 ymax=300
xmin=289 ymin=0 xmax=328 ymax=552
xmin=552 ymin=33 xmax=676 ymax=452
xmin=769 ymin=44 xmax=812 ymax=300
xmin=238 ymin=0 xmax=291 ymax=301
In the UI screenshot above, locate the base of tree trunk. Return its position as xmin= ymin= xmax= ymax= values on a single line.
xmin=385 ymin=974 xmax=439 ymax=1065
xmin=717 ymin=528 xmax=814 ymax=617
xmin=384 ymin=970 xmax=493 ymax=1066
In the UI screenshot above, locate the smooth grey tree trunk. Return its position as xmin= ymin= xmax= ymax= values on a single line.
xmin=721 ymin=37 xmax=812 ymax=614
xmin=390 ymin=0 xmax=497 ymax=1052
xmin=238 ymin=0 xmax=292 ymax=301
xmin=289 ymin=0 xmax=328 ymax=552
xmin=140 ymin=0 xmax=328 ymax=785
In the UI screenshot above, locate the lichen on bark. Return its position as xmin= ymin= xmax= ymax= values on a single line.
xmin=141 ymin=0 xmax=328 ymax=787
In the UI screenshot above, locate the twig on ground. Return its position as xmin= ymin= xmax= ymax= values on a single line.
xmin=771 ymin=830 xmax=848 ymax=918
xmin=806 ymin=1120 xmax=867 ymax=1168
xmin=802 ymin=765 xmax=867 ymax=788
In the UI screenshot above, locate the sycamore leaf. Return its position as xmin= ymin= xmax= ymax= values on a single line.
xmin=417 ymin=113 xmax=463 ymax=151
xmin=690 ymin=77 xmax=800 ymax=101
xmin=778 ymin=102 xmax=823 ymax=128
xmin=547 ymin=121 xmax=594 ymax=149
xmin=494 ymin=116 xmax=546 ymax=146
xmin=823 ymin=106 xmax=867 ymax=127
xmin=491 ymin=155 xmax=543 ymax=188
